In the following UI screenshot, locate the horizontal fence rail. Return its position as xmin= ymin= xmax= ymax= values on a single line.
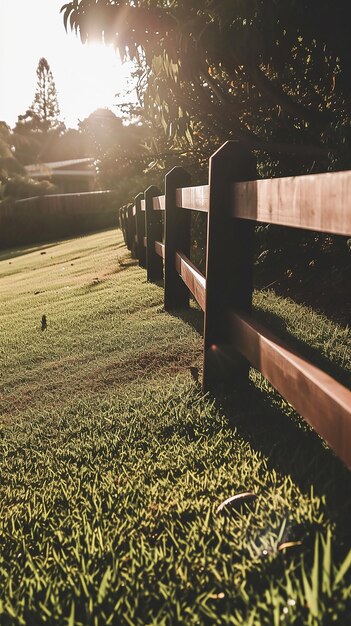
xmin=176 ymin=185 xmax=209 ymax=212
xmin=153 ymin=195 xmax=166 ymax=211
xmin=118 ymin=141 xmax=351 ymax=468
xmin=155 ymin=240 xmax=165 ymax=258
xmin=175 ymin=252 xmax=206 ymax=312
xmin=232 ymin=171 xmax=351 ymax=235
xmin=229 ymin=311 xmax=351 ymax=465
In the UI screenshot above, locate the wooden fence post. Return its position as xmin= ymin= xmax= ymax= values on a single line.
xmin=127 ymin=202 xmax=137 ymax=257
xmin=164 ymin=167 xmax=191 ymax=310
xmin=145 ymin=185 xmax=163 ymax=282
xmin=123 ymin=205 xmax=130 ymax=249
xmin=120 ymin=206 xmax=127 ymax=246
xmin=135 ymin=192 xmax=146 ymax=268
xmin=203 ymin=141 xmax=257 ymax=392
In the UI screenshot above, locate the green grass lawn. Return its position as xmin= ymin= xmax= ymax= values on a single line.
xmin=0 ymin=229 xmax=350 ymax=625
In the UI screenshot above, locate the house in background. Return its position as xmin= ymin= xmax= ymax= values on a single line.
xmin=25 ymin=158 xmax=97 ymax=193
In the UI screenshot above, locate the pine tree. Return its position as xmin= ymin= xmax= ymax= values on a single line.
xmin=13 ymin=58 xmax=64 ymax=163
xmin=30 ymin=57 xmax=61 ymax=132
xmin=15 ymin=58 xmax=62 ymax=135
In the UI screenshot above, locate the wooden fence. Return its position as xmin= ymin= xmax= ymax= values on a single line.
xmin=118 ymin=141 xmax=351 ymax=468
xmin=0 ymin=190 xmax=117 ymax=249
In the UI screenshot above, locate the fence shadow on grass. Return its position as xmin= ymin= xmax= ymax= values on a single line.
xmin=168 ymin=303 xmax=204 ymax=336
xmin=215 ymin=383 xmax=351 ymax=541
xmin=167 ymin=300 xmax=351 ymax=524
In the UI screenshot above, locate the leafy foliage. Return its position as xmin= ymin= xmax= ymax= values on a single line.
xmin=61 ymin=0 xmax=351 ymax=175
xmin=77 ymin=107 xmax=160 ymax=201
xmin=0 ymin=122 xmax=25 ymax=185
xmin=2 ymin=175 xmax=57 ymax=201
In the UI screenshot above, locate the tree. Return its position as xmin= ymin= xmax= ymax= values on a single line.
xmin=0 ymin=122 xmax=25 ymax=185
xmin=61 ymin=1 xmax=351 ymax=176
xmin=28 ymin=57 xmax=61 ymax=132
xmin=13 ymin=58 xmax=65 ymax=164
xmin=78 ymin=108 xmax=153 ymax=191
xmin=78 ymin=108 xmax=125 ymax=157
xmin=61 ymin=0 xmax=350 ymax=318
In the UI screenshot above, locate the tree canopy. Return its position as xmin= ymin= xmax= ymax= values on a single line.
xmin=13 ymin=58 xmax=65 ymax=165
xmin=78 ymin=108 xmax=153 ymax=190
xmin=61 ymin=0 xmax=351 ymax=175
xmin=0 ymin=122 xmax=25 ymax=185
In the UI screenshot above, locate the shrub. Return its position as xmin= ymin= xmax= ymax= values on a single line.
xmin=2 ymin=174 xmax=57 ymax=200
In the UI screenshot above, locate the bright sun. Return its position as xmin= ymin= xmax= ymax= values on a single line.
xmin=58 ymin=42 xmax=136 ymax=125
xmin=0 ymin=0 xmax=138 ymax=129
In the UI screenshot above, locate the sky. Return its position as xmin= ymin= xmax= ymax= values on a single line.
xmin=0 ymin=0 xmax=137 ymax=129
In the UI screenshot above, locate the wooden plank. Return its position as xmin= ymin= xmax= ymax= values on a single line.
xmin=135 ymin=193 xmax=146 ymax=268
xmin=152 ymin=195 xmax=165 ymax=211
xmin=143 ymin=236 xmax=147 ymax=247
xmin=229 ymin=310 xmax=351 ymax=468
xmin=132 ymin=205 xmax=136 ymax=216
xmin=145 ymin=185 xmax=163 ymax=282
xmin=127 ymin=203 xmax=137 ymax=258
xmin=123 ymin=206 xmax=128 ymax=248
xmin=203 ymin=141 xmax=257 ymax=391
xmin=155 ymin=240 xmax=165 ymax=258
xmin=141 ymin=199 xmax=145 ymax=212
xmin=175 ymin=252 xmax=206 ymax=312
xmin=176 ymin=185 xmax=209 ymax=212
xmin=232 ymin=170 xmax=351 ymax=236
xmin=165 ymin=167 xmax=192 ymax=311
xmin=125 ymin=204 xmax=132 ymax=251
xmin=122 ymin=207 xmax=127 ymax=246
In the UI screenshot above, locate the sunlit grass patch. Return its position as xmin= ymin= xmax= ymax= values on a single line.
xmin=0 ymin=229 xmax=350 ymax=625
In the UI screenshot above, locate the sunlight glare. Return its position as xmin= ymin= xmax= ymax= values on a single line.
xmin=59 ymin=41 xmax=135 ymax=125
xmin=0 ymin=0 xmax=137 ymax=129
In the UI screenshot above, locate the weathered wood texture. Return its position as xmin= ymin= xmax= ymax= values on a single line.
xmin=165 ymin=167 xmax=192 ymax=311
xmin=141 ymin=200 xmax=145 ymax=211
xmin=175 ymin=252 xmax=206 ymax=312
xmin=229 ymin=310 xmax=351 ymax=468
xmin=203 ymin=141 xmax=258 ymax=391
xmin=135 ymin=193 xmax=146 ymax=268
xmin=232 ymin=171 xmax=351 ymax=235
xmin=176 ymin=185 xmax=209 ymax=213
xmin=153 ymin=195 xmax=166 ymax=211
xmin=145 ymin=186 xmax=163 ymax=282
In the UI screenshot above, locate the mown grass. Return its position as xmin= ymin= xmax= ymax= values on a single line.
xmin=0 ymin=229 xmax=350 ymax=625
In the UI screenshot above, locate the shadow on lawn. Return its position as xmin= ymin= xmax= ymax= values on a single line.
xmin=0 ymin=227 xmax=119 ymax=262
xmin=0 ymin=241 xmax=59 ymax=262
xmin=169 ymin=304 xmax=204 ymax=335
xmin=215 ymin=383 xmax=351 ymax=542
xmin=162 ymin=288 xmax=351 ymax=536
